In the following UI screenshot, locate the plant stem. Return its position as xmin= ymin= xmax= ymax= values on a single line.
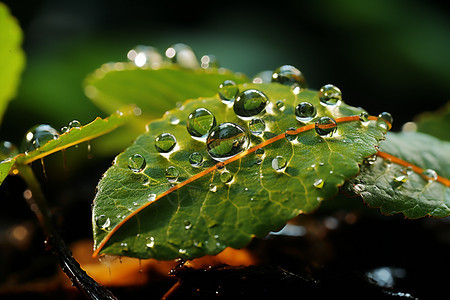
xmin=17 ymin=164 xmax=117 ymax=300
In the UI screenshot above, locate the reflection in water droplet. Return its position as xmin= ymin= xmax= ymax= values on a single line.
xmin=95 ymin=215 xmax=111 ymax=231
xmin=186 ymin=108 xmax=217 ymax=139
xmin=285 ymin=127 xmax=298 ymax=142
xmin=165 ymin=166 xmax=180 ymax=183
xmin=218 ymin=80 xmax=239 ymax=103
xmin=272 ymin=156 xmax=287 ymax=171
xmin=209 ymin=184 xmax=217 ymax=192
xmin=206 ymin=123 xmax=249 ymax=161
xmin=189 ymin=152 xmax=203 ymax=167
xmin=220 ymin=170 xmax=233 ymax=183
xmin=295 ymin=102 xmax=317 ymax=122
xmin=377 ymin=112 xmax=393 ymax=131
xmin=184 ymin=220 xmax=192 ymax=230
xmin=422 ymin=169 xmax=438 ymax=181
xmin=22 ymin=124 xmax=60 ymax=153
xmin=359 ymin=112 xmax=370 ymax=125
xmin=271 ymin=65 xmax=307 ymax=88
xmin=314 ymin=178 xmax=324 ymax=188
xmin=233 ymin=89 xmax=269 ymax=119
xmin=315 ymin=117 xmax=338 ymax=137
xmin=128 ymin=154 xmax=146 ymax=172
xmin=319 ymin=84 xmax=342 ymax=106
xmin=249 ymin=118 xmax=266 ymax=136
xmin=165 ymin=43 xmax=199 ymax=69
xmin=155 ymin=133 xmax=177 ymax=153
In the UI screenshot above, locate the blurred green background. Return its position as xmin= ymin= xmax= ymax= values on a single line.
xmin=1 ymin=0 xmax=450 ymax=143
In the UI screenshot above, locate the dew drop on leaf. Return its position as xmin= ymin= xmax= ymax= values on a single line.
xmin=313 ymin=178 xmax=324 ymax=189
xmin=319 ymin=84 xmax=342 ymax=106
xmin=315 ymin=117 xmax=338 ymax=137
xmin=189 ymin=152 xmax=204 ymax=167
xmin=255 ymin=148 xmax=265 ymax=157
xmin=359 ymin=112 xmax=370 ymax=124
xmin=68 ymin=120 xmax=81 ymax=129
xmin=285 ymin=127 xmax=298 ymax=142
xmin=206 ymin=122 xmax=249 ymax=161
xmin=209 ymin=184 xmax=217 ymax=192
xmin=165 ymin=166 xmax=180 ymax=183
xmin=220 ymin=170 xmax=233 ymax=183
xmin=295 ymin=102 xmax=317 ymax=122
xmin=147 ymin=193 xmax=156 ymax=202
xmin=95 ymin=215 xmax=111 ymax=231
xmin=127 ymin=45 xmax=162 ymax=68
xmin=422 ymin=169 xmax=438 ymax=181
xmin=393 ymin=170 xmax=408 ymax=183
xmin=272 ymin=156 xmax=287 ymax=171
xmin=186 ymin=108 xmax=217 ymax=139
xmin=249 ymin=118 xmax=266 ymax=136
xmin=128 ymin=154 xmax=146 ymax=172
xmin=275 ymin=100 xmax=285 ymax=111
xmin=377 ymin=112 xmax=393 ymax=131
xmin=165 ymin=43 xmax=199 ymax=69
xmin=184 ymin=220 xmax=192 ymax=230
xmin=22 ymin=124 xmax=60 ymax=153
xmin=218 ymin=80 xmax=239 ymax=103
xmin=233 ymin=89 xmax=269 ymax=119
xmin=155 ymin=133 xmax=177 ymax=153
xmin=271 ymin=65 xmax=307 ymax=88
xmin=146 ymin=237 xmax=155 ymax=248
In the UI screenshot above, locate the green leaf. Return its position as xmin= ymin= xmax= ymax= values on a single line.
xmin=0 ymin=3 xmax=25 ymax=125
xmin=83 ymin=63 xmax=248 ymax=125
xmin=415 ymin=101 xmax=450 ymax=141
xmin=92 ymin=83 xmax=387 ymax=260
xmin=346 ymin=132 xmax=450 ymax=218
xmin=0 ymin=106 xmax=136 ymax=186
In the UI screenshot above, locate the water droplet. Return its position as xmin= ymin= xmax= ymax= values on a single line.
xmin=271 ymin=65 xmax=307 ymax=88
xmin=127 ymin=45 xmax=163 ymax=68
xmin=200 ymin=54 xmax=218 ymax=69
xmin=218 ymin=80 xmax=239 ymax=103
xmin=319 ymin=84 xmax=342 ymax=106
xmin=393 ymin=170 xmax=408 ymax=183
xmin=189 ymin=152 xmax=203 ymax=167
xmin=422 ymin=169 xmax=437 ymax=181
xmin=170 ymin=116 xmax=180 ymax=125
xmin=353 ymin=183 xmax=365 ymax=193
xmin=22 ymin=124 xmax=60 ymax=153
xmin=378 ymin=112 xmax=393 ymax=131
xmin=128 ymin=154 xmax=146 ymax=172
xmin=95 ymin=215 xmax=111 ymax=231
xmin=155 ymin=133 xmax=177 ymax=153
xmin=272 ymin=156 xmax=287 ymax=171
xmin=148 ymin=193 xmax=156 ymax=202
xmin=275 ymin=100 xmax=285 ymax=111
xmin=184 ymin=220 xmax=192 ymax=230
xmin=186 ymin=108 xmax=217 ymax=139
xmin=165 ymin=43 xmax=199 ymax=69
xmin=220 ymin=170 xmax=233 ymax=183
xmin=315 ymin=117 xmax=338 ymax=137
xmin=313 ymin=178 xmax=324 ymax=188
xmin=0 ymin=141 xmax=18 ymax=158
xmin=146 ymin=237 xmax=155 ymax=248
xmin=206 ymin=122 xmax=249 ymax=161
xmin=178 ymin=248 xmax=187 ymax=255
xmin=249 ymin=118 xmax=266 ymax=135
xmin=295 ymin=102 xmax=317 ymax=122
xmin=120 ymin=243 xmax=129 ymax=251
xmin=209 ymin=184 xmax=217 ymax=192
xmin=285 ymin=127 xmax=298 ymax=142
xmin=68 ymin=120 xmax=81 ymax=129
xmin=255 ymin=148 xmax=265 ymax=157
xmin=60 ymin=126 xmax=69 ymax=133
xmin=359 ymin=112 xmax=370 ymax=124
xmin=165 ymin=166 xmax=179 ymax=183
xmin=233 ymin=89 xmax=269 ymax=119
xmin=364 ymin=154 xmax=377 ymax=165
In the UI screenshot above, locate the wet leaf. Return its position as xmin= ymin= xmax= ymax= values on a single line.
xmin=0 ymin=106 xmax=136 ymax=185
xmin=346 ymin=132 xmax=450 ymax=218
xmin=0 ymin=3 xmax=25 ymax=124
xmin=92 ymin=83 xmax=387 ymax=260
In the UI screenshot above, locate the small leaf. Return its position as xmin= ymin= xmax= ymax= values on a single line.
xmin=346 ymin=132 xmax=450 ymax=218
xmin=0 ymin=3 xmax=25 ymax=124
xmin=0 ymin=106 xmax=136 ymax=186
xmin=92 ymin=83 xmax=387 ymax=260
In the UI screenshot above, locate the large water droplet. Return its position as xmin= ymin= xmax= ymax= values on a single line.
xmin=189 ymin=152 xmax=203 ymax=167
xmin=128 ymin=154 xmax=146 ymax=172
xmin=95 ymin=215 xmax=111 ymax=231
xmin=249 ymin=118 xmax=266 ymax=136
xmin=186 ymin=108 xmax=217 ymax=139
xmin=271 ymin=65 xmax=307 ymax=88
xmin=165 ymin=166 xmax=179 ymax=183
xmin=127 ymin=45 xmax=163 ymax=68
xmin=319 ymin=84 xmax=342 ymax=106
xmin=295 ymin=102 xmax=317 ymax=122
xmin=272 ymin=156 xmax=287 ymax=171
xmin=165 ymin=43 xmax=199 ymax=69
xmin=155 ymin=133 xmax=177 ymax=153
xmin=233 ymin=89 xmax=269 ymax=119
xmin=220 ymin=170 xmax=233 ymax=183
xmin=218 ymin=80 xmax=239 ymax=103
xmin=22 ymin=124 xmax=60 ymax=153
xmin=206 ymin=122 xmax=249 ymax=161
xmin=422 ymin=169 xmax=438 ymax=181
xmin=315 ymin=117 xmax=338 ymax=136
xmin=313 ymin=178 xmax=324 ymax=188
xmin=378 ymin=112 xmax=393 ymax=131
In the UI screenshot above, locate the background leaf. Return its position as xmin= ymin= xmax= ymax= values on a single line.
xmin=415 ymin=101 xmax=450 ymax=141
xmin=345 ymin=132 xmax=450 ymax=218
xmin=92 ymin=83 xmax=387 ymax=260
xmin=0 ymin=3 xmax=25 ymax=125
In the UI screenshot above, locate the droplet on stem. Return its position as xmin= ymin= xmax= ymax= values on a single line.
xmin=315 ymin=117 xmax=338 ymax=137
xmin=422 ymin=169 xmax=438 ymax=181
xmin=377 ymin=112 xmax=393 ymax=131
xmin=206 ymin=122 xmax=249 ymax=161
